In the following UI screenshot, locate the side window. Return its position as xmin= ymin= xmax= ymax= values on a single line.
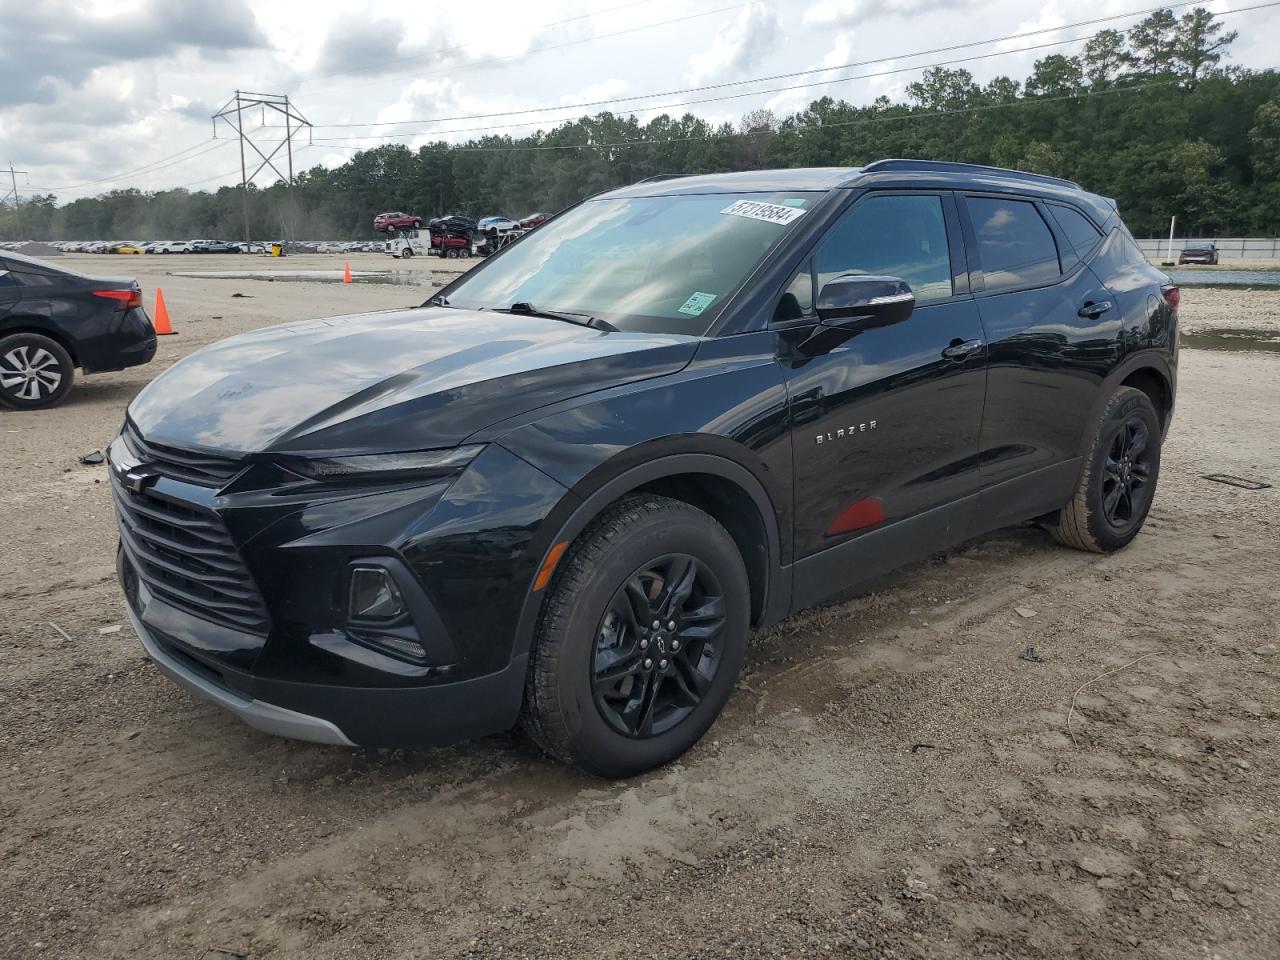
xmin=773 ymin=260 xmax=814 ymax=322
xmin=814 ymin=194 xmax=953 ymax=305
xmin=967 ymin=196 xmax=1061 ymax=292
xmin=1049 ymin=205 xmax=1103 ymax=258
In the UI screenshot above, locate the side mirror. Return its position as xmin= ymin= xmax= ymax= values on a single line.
xmin=787 ymin=275 xmax=915 ymax=359
xmin=816 ymin=275 xmax=915 ymax=330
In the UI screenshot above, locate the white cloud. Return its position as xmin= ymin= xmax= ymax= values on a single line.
xmin=803 ymin=0 xmax=967 ymax=29
xmin=685 ymin=3 xmax=783 ymax=85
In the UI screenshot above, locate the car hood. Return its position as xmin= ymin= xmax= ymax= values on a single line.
xmin=127 ymin=306 xmax=699 ymax=455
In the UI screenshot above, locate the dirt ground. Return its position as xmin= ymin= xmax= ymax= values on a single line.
xmin=1 ymin=254 xmax=1278 ymax=960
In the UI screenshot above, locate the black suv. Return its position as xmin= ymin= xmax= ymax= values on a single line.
xmin=110 ymin=160 xmax=1177 ymax=776
xmin=1 ymin=251 xmax=156 ymax=409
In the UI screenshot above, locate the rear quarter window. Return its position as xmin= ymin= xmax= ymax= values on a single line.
xmin=1049 ymin=205 xmax=1104 ymax=258
xmin=967 ymin=196 xmax=1061 ymax=292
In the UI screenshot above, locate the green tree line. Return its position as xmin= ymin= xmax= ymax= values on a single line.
xmin=2 ymin=6 xmax=1277 ymax=241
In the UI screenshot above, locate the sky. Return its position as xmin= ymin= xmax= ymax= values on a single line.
xmin=0 ymin=0 xmax=1276 ymax=202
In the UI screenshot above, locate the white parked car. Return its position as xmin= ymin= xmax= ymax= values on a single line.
xmin=477 ymin=216 xmax=520 ymax=236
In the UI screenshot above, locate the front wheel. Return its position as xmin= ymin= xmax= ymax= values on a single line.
xmin=401 ymin=246 xmax=413 ymax=259
xmin=1047 ymin=386 xmax=1162 ymax=553
xmin=522 ymin=496 xmax=750 ymax=778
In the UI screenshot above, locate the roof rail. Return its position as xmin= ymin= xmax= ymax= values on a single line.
xmin=634 ymin=173 xmax=693 ymax=184
xmin=859 ymin=159 xmax=1081 ymax=190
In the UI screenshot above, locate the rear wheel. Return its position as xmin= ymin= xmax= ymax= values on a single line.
xmin=522 ymin=496 xmax=750 ymax=777
xmin=0 ymin=332 xmax=75 ymax=410
xmin=1047 ymin=386 xmax=1161 ymax=553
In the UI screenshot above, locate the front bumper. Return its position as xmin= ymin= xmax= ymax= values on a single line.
xmin=122 ymin=551 xmax=533 ymax=747
xmin=126 ymin=599 xmax=354 ymax=746
xmin=112 ymin=441 xmax=568 ymax=748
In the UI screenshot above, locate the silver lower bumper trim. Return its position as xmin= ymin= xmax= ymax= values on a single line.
xmin=127 ymin=607 xmax=355 ymax=747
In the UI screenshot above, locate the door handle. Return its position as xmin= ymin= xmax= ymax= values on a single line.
xmin=1078 ymin=299 xmax=1114 ymax=319
xmin=941 ymin=338 xmax=983 ymax=360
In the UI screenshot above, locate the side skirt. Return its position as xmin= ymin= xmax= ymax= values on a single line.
xmin=782 ymin=458 xmax=1081 ymax=616
xmin=789 ymin=496 xmax=976 ymax=613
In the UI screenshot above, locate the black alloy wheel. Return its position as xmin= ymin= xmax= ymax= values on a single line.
xmin=522 ymin=495 xmax=750 ymax=777
xmin=591 ymin=554 xmax=726 ymax=738
xmin=1101 ymin=417 xmax=1152 ymax=527
xmin=1047 ymin=386 xmax=1162 ymax=553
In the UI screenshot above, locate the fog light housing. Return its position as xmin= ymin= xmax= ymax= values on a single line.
xmin=349 ymin=567 xmax=405 ymax=621
xmin=362 ymin=634 xmax=427 ymax=662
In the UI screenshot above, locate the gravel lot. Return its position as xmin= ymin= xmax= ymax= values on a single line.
xmin=1 ymin=254 xmax=1278 ymax=960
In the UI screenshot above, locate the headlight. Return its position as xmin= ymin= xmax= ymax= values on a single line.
xmin=282 ymin=444 xmax=484 ymax=482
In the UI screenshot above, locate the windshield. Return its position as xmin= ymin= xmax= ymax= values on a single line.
xmin=442 ymin=191 xmax=822 ymax=334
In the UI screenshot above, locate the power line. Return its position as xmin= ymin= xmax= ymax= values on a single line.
xmin=310 ymin=34 xmax=1095 ymax=145
xmin=297 ymin=0 xmax=1254 ymax=132
xmin=288 ymin=0 xmax=766 ymax=100
xmin=29 ymin=139 xmax=226 ymax=192
xmin=318 ymin=79 xmax=1183 ymax=155
xmin=273 ymin=0 xmax=656 ymax=92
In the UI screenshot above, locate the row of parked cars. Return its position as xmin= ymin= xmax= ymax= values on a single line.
xmin=29 ymin=239 xmax=387 ymax=255
xmin=47 ymin=240 xmax=261 ymax=254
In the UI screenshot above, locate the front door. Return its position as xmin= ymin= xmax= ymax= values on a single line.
xmin=777 ymin=191 xmax=988 ymax=571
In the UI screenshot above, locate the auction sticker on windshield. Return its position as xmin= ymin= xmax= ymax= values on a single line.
xmin=721 ymin=199 xmax=807 ymax=225
xmin=678 ymin=292 xmax=718 ymax=316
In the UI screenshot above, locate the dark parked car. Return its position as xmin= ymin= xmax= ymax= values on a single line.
xmin=111 ymin=160 xmax=1177 ymax=776
xmin=374 ymin=211 xmax=423 ymax=233
xmin=1178 ymin=242 xmax=1218 ymax=265
xmin=1 ymin=251 xmax=155 ymax=409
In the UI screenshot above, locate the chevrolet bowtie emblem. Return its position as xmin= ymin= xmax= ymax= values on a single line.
xmin=123 ymin=468 xmax=159 ymax=494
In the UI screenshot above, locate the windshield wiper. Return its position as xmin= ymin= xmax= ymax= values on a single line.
xmin=502 ymin=301 xmax=617 ymax=332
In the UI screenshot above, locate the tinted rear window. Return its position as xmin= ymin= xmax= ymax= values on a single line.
xmin=1050 ymin=205 xmax=1103 ymax=257
xmin=967 ymin=197 xmax=1060 ymax=292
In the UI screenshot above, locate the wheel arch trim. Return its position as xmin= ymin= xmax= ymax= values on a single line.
xmin=0 ymin=318 xmax=80 ymax=367
xmin=1077 ymin=352 xmax=1175 ymax=457
xmin=508 ymin=451 xmax=788 ymax=664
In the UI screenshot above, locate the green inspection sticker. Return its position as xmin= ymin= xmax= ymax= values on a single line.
xmin=678 ymin=291 xmax=717 ymax=316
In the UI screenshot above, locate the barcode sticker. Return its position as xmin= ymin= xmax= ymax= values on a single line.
xmin=721 ymin=199 xmax=807 ymax=225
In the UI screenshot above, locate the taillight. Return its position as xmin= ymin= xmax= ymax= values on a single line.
xmin=1161 ymin=284 xmax=1180 ymax=311
xmin=93 ymin=288 xmax=143 ymax=309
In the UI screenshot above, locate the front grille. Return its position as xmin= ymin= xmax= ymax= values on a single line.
xmin=111 ymin=471 xmax=270 ymax=635
xmin=123 ymin=422 xmax=243 ymax=487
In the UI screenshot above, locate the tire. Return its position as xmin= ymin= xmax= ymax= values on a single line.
xmin=401 ymin=247 xmax=413 ymax=259
xmin=1047 ymin=386 xmax=1162 ymax=553
xmin=412 ymin=220 xmax=422 ymax=229
xmin=460 ymin=248 xmax=471 ymax=259
xmin=0 ymin=332 xmax=76 ymax=410
xmin=522 ymin=495 xmax=751 ymax=778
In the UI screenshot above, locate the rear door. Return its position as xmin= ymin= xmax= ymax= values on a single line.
xmin=959 ymin=193 xmax=1121 ymax=524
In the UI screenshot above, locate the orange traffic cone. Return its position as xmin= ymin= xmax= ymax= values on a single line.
xmin=153 ymin=288 xmax=176 ymax=336
xmin=343 ymin=262 xmax=352 ymax=284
